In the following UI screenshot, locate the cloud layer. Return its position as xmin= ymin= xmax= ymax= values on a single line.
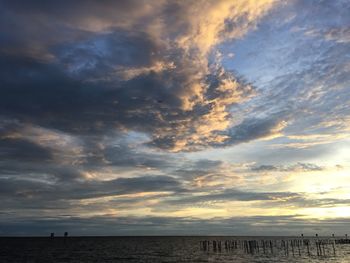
xmin=1 ymin=0 xmax=350 ymax=235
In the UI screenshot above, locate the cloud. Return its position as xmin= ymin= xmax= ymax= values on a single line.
xmin=1 ymin=0 xmax=350 ymax=235
xmin=218 ymin=0 xmax=350 ymax=155
xmin=1 ymin=0 xmax=276 ymax=55
xmin=0 ymin=138 xmax=53 ymax=162
xmin=305 ymin=27 xmax=350 ymax=44
xmin=324 ymin=28 xmax=350 ymax=44
xmin=225 ymin=116 xmax=287 ymax=144
xmin=251 ymin=162 xmax=324 ymax=172
xmin=0 ymin=175 xmax=183 ymax=208
xmin=0 ymin=0 xmax=279 ymax=152
xmin=163 ymin=189 xmax=302 ymax=206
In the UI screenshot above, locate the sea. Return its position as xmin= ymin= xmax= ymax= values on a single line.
xmin=1 ymin=236 xmax=350 ymax=262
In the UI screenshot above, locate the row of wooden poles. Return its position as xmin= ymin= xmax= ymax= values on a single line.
xmin=199 ymin=237 xmax=346 ymax=257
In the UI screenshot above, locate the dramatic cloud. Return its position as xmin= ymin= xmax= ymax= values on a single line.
xmin=0 ymin=0 xmax=280 ymax=152
xmin=1 ymin=0 xmax=350 ymax=235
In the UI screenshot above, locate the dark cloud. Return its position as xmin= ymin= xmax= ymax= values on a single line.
xmin=193 ymin=159 xmax=223 ymax=169
xmin=173 ymin=159 xmax=223 ymax=179
xmin=0 ymin=138 xmax=53 ymax=162
xmin=55 ymin=30 xmax=163 ymax=78
xmin=225 ymin=115 xmax=286 ymax=145
xmin=80 ymin=136 xmax=176 ymax=170
xmin=0 ymin=0 xmax=151 ymax=57
xmin=251 ymin=164 xmax=278 ymax=172
xmin=0 ymin=0 xmax=259 ymax=152
xmin=251 ymin=162 xmax=324 ymax=172
xmin=0 ymin=175 xmax=183 ymax=202
xmin=0 ymin=41 xmax=253 ymax=151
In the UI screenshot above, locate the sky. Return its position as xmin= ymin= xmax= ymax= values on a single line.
xmin=0 ymin=0 xmax=350 ymax=236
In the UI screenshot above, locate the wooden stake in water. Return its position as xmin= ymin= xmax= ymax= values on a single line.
xmin=270 ymin=240 xmax=273 ymax=254
xmin=316 ymin=234 xmax=320 ymax=256
xmin=322 ymin=241 xmax=325 ymax=256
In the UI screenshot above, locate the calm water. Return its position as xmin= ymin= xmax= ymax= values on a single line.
xmin=1 ymin=236 xmax=350 ymax=262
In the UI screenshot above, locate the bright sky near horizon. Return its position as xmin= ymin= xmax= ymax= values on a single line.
xmin=0 ymin=0 xmax=350 ymax=235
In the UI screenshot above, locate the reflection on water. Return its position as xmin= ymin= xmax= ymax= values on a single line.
xmin=1 ymin=236 xmax=350 ymax=262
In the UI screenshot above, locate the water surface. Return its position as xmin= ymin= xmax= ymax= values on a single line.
xmin=1 ymin=236 xmax=349 ymax=262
